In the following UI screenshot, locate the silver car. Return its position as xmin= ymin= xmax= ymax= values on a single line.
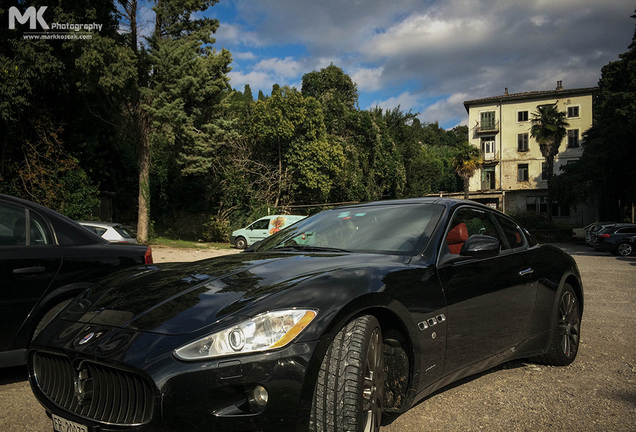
xmin=78 ymin=221 xmax=138 ymax=243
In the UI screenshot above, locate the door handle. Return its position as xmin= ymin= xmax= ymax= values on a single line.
xmin=13 ymin=266 xmax=46 ymax=275
xmin=519 ymin=268 xmax=534 ymax=277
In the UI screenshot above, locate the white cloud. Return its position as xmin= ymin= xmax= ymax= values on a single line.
xmin=232 ymin=51 xmax=257 ymax=61
xmin=420 ymin=93 xmax=470 ymax=128
xmin=369 ymin=92 xmax=421 ymax=112
xmin=215 ymin=22 xmax=262 ymax=48
xmin=228 ymin=70 xmax=275 ymax=92
xmin=351 ymin=67 xmax=384 ymax=92
xmin=365 ymin=13 xmax=491 ymax=59
xmin=254 ymin=57 xmax=302 ymax=79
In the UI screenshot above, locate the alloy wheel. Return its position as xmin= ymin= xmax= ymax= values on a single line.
xmin=558 ymin=290 xmax=580 ymax=358
xmin=617 ymin=243 xmax=632 ymax=256
xmin=362 ymin=328 xmax=383 ymax=432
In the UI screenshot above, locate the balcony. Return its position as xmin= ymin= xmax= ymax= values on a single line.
xmin=473 ymin=120 xmax=500 ymax=135
xmin=482 ymin=151 xmax=499 ymax=163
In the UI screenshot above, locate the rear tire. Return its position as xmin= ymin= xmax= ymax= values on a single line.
xmin=310 ymin=315 xmax=384 ymax=432
xmin=533 ymin=284 xmax=581 ymax=366
xmin=617 ymin=242 xmax=633 ymax=256
xmin=235 ymin=236 xmax=247 ymax=249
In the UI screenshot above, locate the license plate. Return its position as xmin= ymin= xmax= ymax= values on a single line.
xmin=52 ymin=414 xmax=88 ymax=432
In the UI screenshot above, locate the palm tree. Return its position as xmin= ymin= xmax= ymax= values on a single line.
xmin=452 ymin=142 xmax=482 ymax=199
xmin=530 ymin=104 xmax=569 ymax=219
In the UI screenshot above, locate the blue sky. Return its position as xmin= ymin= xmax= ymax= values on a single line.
xmin=199 ymin=0 xmax=632 ymax=129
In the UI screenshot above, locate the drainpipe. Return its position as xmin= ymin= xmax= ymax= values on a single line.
xmin=499 ymin=100 xmax=503 ymax=211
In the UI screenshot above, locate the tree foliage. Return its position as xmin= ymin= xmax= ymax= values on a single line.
xmin=452 ymin=142 xmax=482 ymax=199
xmin=1 ymin=2 xmax=473 ymax=241
xmin=530 ymin=104 xmax=569 ymax=220
xmin=555 ymin=11 xmax=636 ymax=221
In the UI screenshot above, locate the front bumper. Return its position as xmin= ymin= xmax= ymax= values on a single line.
xmin=29 ymin=340 xmax=320 ymax=432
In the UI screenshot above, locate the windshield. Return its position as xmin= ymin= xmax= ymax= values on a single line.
xmin=254 ymin=203 xmax=444 ymax=255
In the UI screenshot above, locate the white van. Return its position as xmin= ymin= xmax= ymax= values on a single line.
xmin=230 ymin=215 xmax=306 ymax=249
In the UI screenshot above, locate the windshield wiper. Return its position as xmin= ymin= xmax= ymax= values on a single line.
xmin=272 ymin=245 xmax=351 ymax=253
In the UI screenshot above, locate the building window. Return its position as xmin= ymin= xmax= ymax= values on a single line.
xmin=517 ymin=111 xmax=529 ymax=122
xmin=553 ymin=204 xmax=571 ymax=217
xmin=480 ymin=111 xmax=496 ymax=130
xmin=517 ymin=133 xmax=529 ymax=152
xmin=567 ymin=106 xmax=580 ymax=118
xmin=567 ymin=129 xmax=580 ymax=148
xmin=481 ymin=167 xmax=495 ymax=190
xmin=517 ymin=164 xmax=529 ymax=182
xmin=481 ymin=137 xmax=495 ymax=159
xmin=526 ymin=196 xmax=548 ymax=213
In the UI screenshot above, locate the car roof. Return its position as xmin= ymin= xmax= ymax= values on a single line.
xmin=336 ymin=197 xmax=495 ymax=213
xmin=0 ymin=194 xmax=107 ymax=246
xmin=78 ymin=221 xmax=125 ymax=228
xmin=610 ymin=223 xmax=636 ymax=229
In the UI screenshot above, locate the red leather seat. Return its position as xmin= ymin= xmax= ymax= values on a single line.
xmin=447 ymin=223 xmax=468 ymax=254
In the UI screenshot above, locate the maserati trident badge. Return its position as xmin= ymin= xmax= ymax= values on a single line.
xmin=78 ymin=332 xmax=95 ymax=345
xmin=74 ymin=367 xmax=93 ymax=405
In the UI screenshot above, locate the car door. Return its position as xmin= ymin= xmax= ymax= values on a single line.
xmin=0 ymin=201 xmax=62 ymax=350
xmin=248 ymin=218 xmax=272 ymax=243
xmin=437 ymin=206 xmax=537 ymax=375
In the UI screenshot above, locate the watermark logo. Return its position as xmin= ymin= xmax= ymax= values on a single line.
xmin=7 ymin=5 xmax=103 ymax=40
xmin=9 ymin=6 xmax=49 ymax=30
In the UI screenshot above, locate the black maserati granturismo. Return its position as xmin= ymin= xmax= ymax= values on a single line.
xmin=28 ymin=198 xmax=583 ymax=432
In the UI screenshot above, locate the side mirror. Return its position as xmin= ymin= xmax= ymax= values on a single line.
xmin=460 ymin=235 xmax=500 ymax=259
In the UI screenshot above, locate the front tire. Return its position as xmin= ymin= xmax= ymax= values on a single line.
xmin=534 ymin=284 xmax=581 ymax=366
xmin=235 ymin=236 xmax=247 ymax=249
xmin=310 ymin=315 xmax=384 ymax=432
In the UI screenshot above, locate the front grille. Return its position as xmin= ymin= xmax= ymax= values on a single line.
xmin=32 ymin=351 xmax=154 ymax=426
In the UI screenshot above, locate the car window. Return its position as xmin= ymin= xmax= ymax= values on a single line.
xmin=617 ymin=227 xmax=636 ymax=234
xmin=493 ymin=214 xmax=526 ymax=250
xmin=0 ymin=202 xmax=53 ymax=246
xmin=445 ymin=207 xmax=504 ymax=255
xmin=29 ymin=211 xmax=53 ymax=245
xmin=85 ymin=225 xmax=107 ymax=236
xmin=0 ymin=202 xmax=25 ymax=245
xmin=251 ymin=219 xmax=270 ymax=230
xmin=256 ymin=204 xmax=444 ymax=256
xmin=114 ymin=225 xmax=135 ymax=238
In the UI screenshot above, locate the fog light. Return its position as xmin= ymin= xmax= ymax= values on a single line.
xmin=248 ymin=385 xmax=268 ymax=410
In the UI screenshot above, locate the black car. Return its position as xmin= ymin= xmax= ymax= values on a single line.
xmin=593 ymin=223 xmax=636 ymax=256
xmin=28 ymin=199 xmax=583 ymax=432
xmin=585 ymin=221 xmax=616 ymax=246
xmin=0 ymin=194 xmax=153 ymax=368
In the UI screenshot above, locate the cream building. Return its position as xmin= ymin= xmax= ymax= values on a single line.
xmin=463 ymin=81 xmax=597 ymax=222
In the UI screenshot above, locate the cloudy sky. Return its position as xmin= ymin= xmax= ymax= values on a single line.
xmin=203 ymin=0 xmax=633 ymax=129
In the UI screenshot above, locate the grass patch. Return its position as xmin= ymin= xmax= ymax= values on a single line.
xmin=151 ymin=236 xmax=232 ymax=250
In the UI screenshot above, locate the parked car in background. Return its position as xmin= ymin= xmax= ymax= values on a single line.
xmin=593 ymin=223 xmax=636 ymax=256
xmin=572 ymin=222 xmax=595 ymax=240
xmin=79 ymin=221 xmax=138 ymax=243
xmin=29 ymin=199 xmax=582 ymax=432
xmin=586 ymin=222 xmax=616 ymax=246
xmin=0 ymin=194 xmax=153 ymax=368
xmin=230 ymin=214 xmax=306 ymax=249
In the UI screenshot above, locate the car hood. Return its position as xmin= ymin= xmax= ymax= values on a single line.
xmin=63 ymin=252 xmax=404 ymax=336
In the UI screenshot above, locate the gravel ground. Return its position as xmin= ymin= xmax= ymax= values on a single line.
xmin=1 ymin=243 xmax=634 ymax=431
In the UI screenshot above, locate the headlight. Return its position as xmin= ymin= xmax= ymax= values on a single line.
xmin=174 ymin=309 xmax=317 ymax=361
